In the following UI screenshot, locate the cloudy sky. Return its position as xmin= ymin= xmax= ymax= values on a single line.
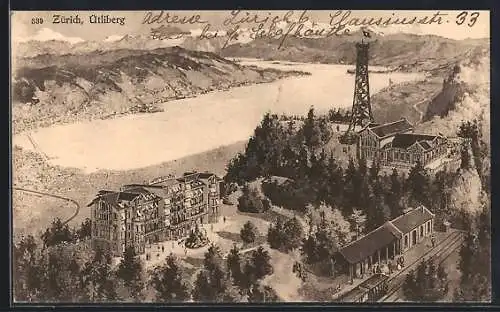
xmin=11 ymin=10 xmax=490 ymax=43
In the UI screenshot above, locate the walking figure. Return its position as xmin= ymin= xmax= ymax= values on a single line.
xmin=223 ymin=216 xmax=226 ymax=223
xmin=431 ymin=234 xmax=436 ymax=248
xmin=184 ymin=248 xmax=187 ymax=256
xmin=162 ymin=245 xmax=164 ymax=252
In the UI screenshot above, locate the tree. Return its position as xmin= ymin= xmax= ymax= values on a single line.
xmin=369 ymin=159 xmax=381 ymax=182
xmin=302 ymin=107 xmax=324 ymax=149
xmin=406 ymin=161 xmax=431 ymax=207
xmin=41 ymin=246 xmax=84 ymax=302
xmin=41 ymin=218 xmax=74 ymax=248
xmin=249 ymin=246 xmax=273 ymax=280
xmin=238 ymin=184 xmax=265 ymax=213
xmin=282 ymin=217 xmax=305 ymax=251
xmin=80 ymin=248 xmax=118 ymax=302
xmin=248 ymin=283 xmax=280 ymax=302
xmin=387 ymin=168 xmax=404 ymax=218
xmin=403 ymin=259 xmax=449 ymax=302
xmin=116 ymin=246 xmax=145 ymax=301
xmin=457 ymin=120 xmax=482 ymax=174
xmin=240 ymin=221 xmax=259 ymax=245
xmin=150 ymin=254 xmax=191 ymax=302
xmin=460 ymin=142 xmax=472 ymax=170
xmin=76 ymin=218 xmax=92 ymax=241
xmin=306 ymin=203 xmax=353 ymax=246
xmin=455 ymin=207 xmax=491 ymax=302
xmin=349 ymin=209 xmax=367 ymax=238
xmin=300 ymin=223 xmax=339 ymax=276
xmin=365 ymin=181 xmax=391 ymax=232
xmin=267 ymin=218 xmax=285 ymax=250
xmin=193 ymin=244 xmax=236 ymax=302
xmin=226 ymin=245 xmax=243 ymax=286
xmin=13 ymin=235 xmax=42 ymax=302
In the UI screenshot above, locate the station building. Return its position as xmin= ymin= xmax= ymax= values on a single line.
xmin=334 ymin=206 xmax=435 ymax=280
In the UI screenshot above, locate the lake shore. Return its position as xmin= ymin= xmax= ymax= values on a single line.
xmin=13 ymin=60 xmax=422 ymax=174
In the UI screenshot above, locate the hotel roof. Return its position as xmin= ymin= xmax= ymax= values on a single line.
xmin=391 ymin=133 xmax=441 ymax=150
xmin=367 ymin=118 xmax=413 ymax=138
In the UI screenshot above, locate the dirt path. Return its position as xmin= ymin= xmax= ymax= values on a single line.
xmin=412 ymin=91 xmax=441 ymax=123
xmin=12 ymin=187 xmax=80 ymax=225
xmin=413 ymin=99 xmax=427 ymax=122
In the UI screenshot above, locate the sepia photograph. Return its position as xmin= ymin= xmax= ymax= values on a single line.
xmin=10 ymin=10 xmax=491 ymax=304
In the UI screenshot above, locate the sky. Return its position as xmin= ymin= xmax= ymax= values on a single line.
xmin=11 ymin=10 xmax=490 ymax=43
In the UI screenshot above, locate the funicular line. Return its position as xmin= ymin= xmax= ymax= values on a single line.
xmin=380 ymin=231 xmax=464 ymax=301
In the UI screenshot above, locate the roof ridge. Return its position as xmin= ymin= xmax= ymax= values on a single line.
xmin=340 ymin=221 xmax=392 ymax=250
xmin=389 ymin=206 xmax=421 ymax=223
xmin=369 ymin=118 xmax=407 ymax=130
xmin=385 ymin=220 xmax=403 ymax=235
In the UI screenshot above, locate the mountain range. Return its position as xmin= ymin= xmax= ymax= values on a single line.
xmin=14 ymin=28 xmax=488 ymax=75
xmin=12 ymin=46 xmax=307 ymax=133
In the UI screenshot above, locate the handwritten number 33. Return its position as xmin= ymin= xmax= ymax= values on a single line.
xmin=456 ymin=11 xmax=479 ymax=27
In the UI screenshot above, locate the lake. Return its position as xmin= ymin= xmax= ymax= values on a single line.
xmin=13 ymin=59 xmax=423 ymax=173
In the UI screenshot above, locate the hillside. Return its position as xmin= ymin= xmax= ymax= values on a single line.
xmin=369 ymin=39 xmax=489 ymax=130
xmin=12 ymin=46 xmax=308 ymax=134
xmin=220 ymin=33 xmax=488 ymax=75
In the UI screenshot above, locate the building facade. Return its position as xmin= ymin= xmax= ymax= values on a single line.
xmin=89 ymin=172 xmax=223 ymax=256
xmin=358 ymin=118 xmax=448 ymax=168
xmin=334 ymin=206 xmax=435 ymax=280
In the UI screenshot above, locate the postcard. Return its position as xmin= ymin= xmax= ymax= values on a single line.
xmin=10 ymin=10 xmax=491 ymax=303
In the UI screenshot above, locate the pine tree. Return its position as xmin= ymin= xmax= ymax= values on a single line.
xmin=369 ymin=159 xmax=381 ymax=182
xmin=460 ymin=142 xmax=472 ymax=170
xmin=407 ymin=161 xmax=431 ymax=207
xmin=249 ymin=246 xmax=273 ymax=280
xmin=226 ymin=245 xmax=243 ymax=286
xmin=267 ymin=218 xmax=284 ymax=250
xmin=80 ymin=248 xmax=118 ymax=302
xmin=193 ymin=244 xmax=235 ymax=302
xmin=41 ymin=218 xmax=74 ymax=248
xmin=403 ymin=269 xmax=417 ymax=300
xmin=343 ymin=158 xmax=357 ymax=210
xmin=150 ymin=254 xmax=191 ymax=302
xmin=116 ymin=246 xmax=144 ymax=300
xmin=387 ymin=168 xmax=403 ymax=218
xmin=13 ymin=235 xmax=41 ymax=301
xmin=76 ymin=218 xmax=92 ymax=241
xmin=282 ymin=217 xmax=305 ymax=251
xmin=240 ymin=221 xmax=259 ymax=245
xmin=303 ymin=107 xmax=323 ymax=149
xmin=404 ymin=259 xmax=449 ymax=302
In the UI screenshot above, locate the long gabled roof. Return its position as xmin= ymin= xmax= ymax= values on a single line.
xmin=337 ymin=206 xmax=434 ymax=264
xmin=368 ymin=118 xmax=413 ymax=138
xmin=338 ymin=222 xmax=399 ymax=264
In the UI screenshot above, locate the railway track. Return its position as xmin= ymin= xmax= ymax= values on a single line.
xmin=379 ymin=230 xmax=464 ymax=302
xmin=12 ymin=187 xmax=81 ymax=225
